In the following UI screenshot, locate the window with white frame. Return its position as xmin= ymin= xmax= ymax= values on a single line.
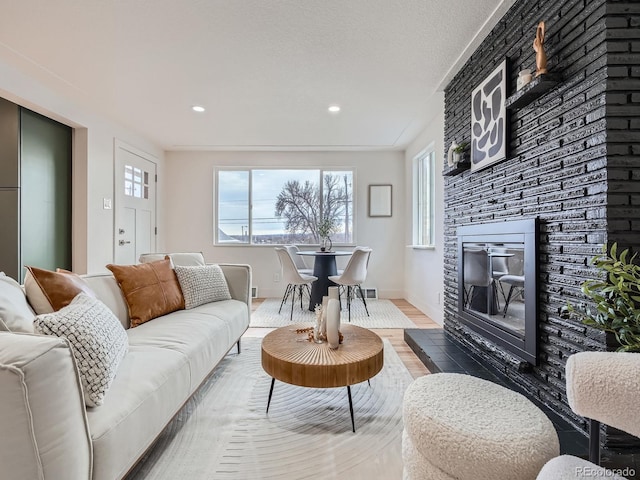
xmin=124 ymin=164 xmax=149 ymax=199
xmin=216 ymin=168 xmax=354 ymax=245
xmin=413 ymin=149 xmax=435 ymax=246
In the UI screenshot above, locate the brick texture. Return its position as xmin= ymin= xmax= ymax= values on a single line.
xmin=443 ymin=0 xmax=639 ymax=446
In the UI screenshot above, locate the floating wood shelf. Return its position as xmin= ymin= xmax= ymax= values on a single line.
xmin=505 ymin=73 xmax=561 ymax=110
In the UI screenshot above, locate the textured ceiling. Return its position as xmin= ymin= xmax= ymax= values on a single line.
xmin=0 ymin=0 xmax=515 ymax=150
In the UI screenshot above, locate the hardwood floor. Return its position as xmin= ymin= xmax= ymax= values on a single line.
xmin=246 ymin=297 xmax=441 ymax=379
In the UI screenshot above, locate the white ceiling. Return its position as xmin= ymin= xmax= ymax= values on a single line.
xmin=0 ymin=0 xmax=515 ymax=151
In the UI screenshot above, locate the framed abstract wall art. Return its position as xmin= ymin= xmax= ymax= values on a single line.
xmin=471 ymin=60 xmax=507 ymax=172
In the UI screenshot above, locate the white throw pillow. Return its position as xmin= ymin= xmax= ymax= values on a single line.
xmin=174 ymin=264 xmax=231 ymax=309
xmin=139 ymin=252 xmax=206 ymax=267
xmin=0 ymin=272 xmax=35 ymax=333
xmin=33 ymin=293 xmax=129 ymax=407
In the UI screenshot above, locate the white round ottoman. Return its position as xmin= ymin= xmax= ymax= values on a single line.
xmin=403 ymin=373 xmax=560 ymax=480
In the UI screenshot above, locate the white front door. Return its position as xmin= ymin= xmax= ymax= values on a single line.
xmin=114 ymin=141 xmax=157 ymax=265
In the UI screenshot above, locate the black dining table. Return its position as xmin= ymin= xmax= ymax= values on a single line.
xmin=297 ymin=251 xmax=352 ymax=311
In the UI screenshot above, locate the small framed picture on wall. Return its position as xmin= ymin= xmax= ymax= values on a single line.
xmin=368 ymin=184 xmax=392 ymax=217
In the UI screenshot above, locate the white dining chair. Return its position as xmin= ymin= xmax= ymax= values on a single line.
xmin=328 ymin=246 xmax=372 ymax=322
xmin=499 ymin=274 xmax=525 ymax=317
xmin=284 ymin=245 xmax=313 ymax=276
xmin=274 ymin=247 xmax=317 ymax=320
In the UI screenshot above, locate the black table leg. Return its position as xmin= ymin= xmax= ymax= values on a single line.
xmin=266 ymin=378 xmax=275 ymax=413
xmin=347 ymin=385 xmax=355 ymax=432
xmin=308 ymin=255 xmax=339 ymax=310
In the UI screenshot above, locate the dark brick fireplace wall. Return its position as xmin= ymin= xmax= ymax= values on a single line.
xmin=443 ymin=0 xmax=639 ymax=444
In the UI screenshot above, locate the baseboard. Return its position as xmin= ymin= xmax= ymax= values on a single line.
xmin=406 ymin=294 xmax=444 ymax=325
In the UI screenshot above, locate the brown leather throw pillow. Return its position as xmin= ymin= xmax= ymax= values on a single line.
xmin=24 ymin=266 xmax=97 ymax=314
xmin=106 ymin=258 xmax=185 ymax=328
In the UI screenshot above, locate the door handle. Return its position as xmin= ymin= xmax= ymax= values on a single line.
xmin=118 ymin=240 xmax=131 ymax=246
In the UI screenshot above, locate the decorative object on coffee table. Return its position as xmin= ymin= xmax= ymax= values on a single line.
xmin=327 ymin=296 xmax=341 ymax=349
xmin=313 ymin=304 xmax=324 ymax=343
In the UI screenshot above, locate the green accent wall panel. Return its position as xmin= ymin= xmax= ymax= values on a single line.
xmin=20 ymin=108 xmax=72 ymax=274
xmin=0 ymin=190 xmax=20 ymax=280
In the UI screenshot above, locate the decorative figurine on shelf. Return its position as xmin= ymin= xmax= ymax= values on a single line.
xmin=533 ymin=21 xmax=548 ymax=77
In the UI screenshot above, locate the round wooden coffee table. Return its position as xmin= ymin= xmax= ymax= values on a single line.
xmin=261 ymin=323 xmax=384 ymax=432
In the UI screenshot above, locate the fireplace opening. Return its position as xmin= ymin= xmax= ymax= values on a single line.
xmin=457 ymin=218 xmax=539 ymax=365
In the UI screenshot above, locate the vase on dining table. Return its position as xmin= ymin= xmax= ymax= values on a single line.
xmin=320 ymin=236 xmax=332 ymax=252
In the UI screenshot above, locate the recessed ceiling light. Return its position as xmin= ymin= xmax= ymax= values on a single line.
xmin=328 ymin=105 xmax=341 ymax=113
xmin=192 ymin=105 xmax=205 ymax=112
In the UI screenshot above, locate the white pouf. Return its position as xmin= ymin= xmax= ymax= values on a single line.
xmin=537 ymin=455 xmax=628 ymax=480
xmin=403 ymin=373 xmax=560 ymax=480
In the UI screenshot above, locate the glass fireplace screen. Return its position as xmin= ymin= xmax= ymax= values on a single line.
xmin=462 ymin=242 xmax=525 ymax=339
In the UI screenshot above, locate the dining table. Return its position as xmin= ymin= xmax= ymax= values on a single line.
xmin=297 ymin=250 xmax=352 ymax=311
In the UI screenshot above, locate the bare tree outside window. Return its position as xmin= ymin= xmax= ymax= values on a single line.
xmin=275 ymin=173 xmax=351 ymax=242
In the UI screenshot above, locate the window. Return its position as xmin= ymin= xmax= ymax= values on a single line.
xmin=413 ymin=149 xmax=435 ymax=246
xmin=124 ymin=165 xmax=149 ymax=199
xmin=216 ymin=169 xmax=354 ymax=245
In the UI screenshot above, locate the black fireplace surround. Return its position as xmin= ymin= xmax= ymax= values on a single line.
xmin=439 ymin=0 xmax=638 ymax=449
xmin=457 ymin=218 xmax=539 ymax=365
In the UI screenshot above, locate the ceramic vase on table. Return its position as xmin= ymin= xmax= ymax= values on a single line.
xmin=320 ymin=296 xmax=329 ymax=337
xmin=328 ymin=286 xmax=339 ymax=301
xmin=327 ymin=298 xmax=341 ymax=349
xmin=327 ymin=286 xmax=341 ymax=348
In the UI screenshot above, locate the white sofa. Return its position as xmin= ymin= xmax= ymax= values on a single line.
xmin=0 ymin=263 xmax=251 ymax=480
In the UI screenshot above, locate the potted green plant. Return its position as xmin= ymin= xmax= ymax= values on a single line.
xmin=448 ymin=141 xmax=469 ymax=167
xmin=563 ymin=243 xmax=640 ymax=352
xmin=317 ymin=218 xmax=336 ymax=252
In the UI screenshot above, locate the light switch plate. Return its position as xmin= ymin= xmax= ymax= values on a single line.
xmin=103 ymin=198 xmax=112 ymax=210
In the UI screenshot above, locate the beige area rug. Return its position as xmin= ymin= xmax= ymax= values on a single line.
xmin=126 ymin=337 xmax=412 ymax=480
xmin=250 ymin=298 xmax=417 ymax=329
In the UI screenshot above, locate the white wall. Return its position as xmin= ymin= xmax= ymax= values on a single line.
xmin=404 ymin=94 xmax=445 ymax=324
xmin=0 ymin=61 xmax=165 ymax=273
xmin=164 ymin=150 xmax=405 ymax=299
